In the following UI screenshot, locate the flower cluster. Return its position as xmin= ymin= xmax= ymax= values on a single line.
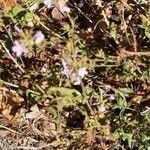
xmin=58 ymin=1 xmax=70 ymax=13
xmin=97 ymin=104 xmax=106 ymax=113
xmin=29 ymin=0 xmax=70 ymax=13
xmin=12 ymin=41 xmax=27 ymax=57
xmin=61 ymin=59 xmax=88 ymax=85
xmin=43 ymin=0 xmax=52 ymax=8
xmin=33 ymin=31 xmax=45 ymax=45
xmin=40 ymin=63 xmax=48 ymax=73
xmin=12 ymin=30 xmax=45 ymax=57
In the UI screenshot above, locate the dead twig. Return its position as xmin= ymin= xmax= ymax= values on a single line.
xmin=121 ymin=7 xmax=132 ymax=45
xmin=17 ymin=143 xmax=52 ymax=150
xmin=119 ymin=48 xmax=150 ymax=57
xmin=0 ymin=79 xmax=19 ymax=88
xmin=130 ymin=27 xmax=137 ymax=52
xmin=120 ymin=0 xmax=132 ymax=10
xmin=0 ymin=125 xmax=21 ymax=135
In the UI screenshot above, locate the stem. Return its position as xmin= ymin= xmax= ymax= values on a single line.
xmin=81 ymin=81 xmax=100 ymax=128
xmin=0 ymin=79 xmax=19 ymax=88
xmin=1 ymin=42 xmax=25 ymax=73
xmin=38 ymin=20 xmax=63 ymax=39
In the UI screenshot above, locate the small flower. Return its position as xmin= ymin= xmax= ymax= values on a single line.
xmin=97 ymin=104 xmax=106 ymax=113
xmin=40 ymin=63 xmax=48 ymax=73
xmin=61 ymin=59 xmax=88 ymax=85
xmin=61 ymin=58 xmax=71 ymax=77
xmin=61 ymin=58 xmax=67 ymax=70
xmin=30 ymin=3 xmax=39 ymax=11
xmin=12 ymin=40 xmax=27 ymax=57
xmin=72 ymin=68 xmax=88 ymax=85
xmin=62 ymin=67 xmax=70 ymax=78
xmin=33 ymin=31 xmax=45 ymax=45
xmin=14 ymin=25 xmax=21 ymax=33
xmin=58 ymin=1 xmax=70 ymax=13
xmin=43 ymin=0 xmax=52 ymax=8
xmin=109 ymin=95 xmax=115 ymax=100
xmin=78 ymin=68 xmax=88 ymax=78
xmin=73 ymin=76 xmax=81 ymax=85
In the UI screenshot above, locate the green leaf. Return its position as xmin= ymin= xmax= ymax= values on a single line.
xmin=117 ymin=96 xmax=127 ymax=108
xmin=11 ymin=6 xmax=26 ymax=16
xmin=118 ymin=88 xmax=134 ymax=97
xmin=24 ymin=12 xmax=34 ymax=22
xmin=145 ymin=27 xmax=150 ymax=38
xmin=47 ymin=87 xmax=81 ymax=97
xmin=47 ymin=87 xmax=82 ymax=107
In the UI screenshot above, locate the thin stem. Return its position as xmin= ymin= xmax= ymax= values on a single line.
xmin=1 ymin=42 xmax=25 ymax=73
xmin=38 ymin=20 xmax=63 ymax=39
xmin=81 ymin=81 xmax=100 ymax=128
xmin=0 ymin=79 xmax=19 ymax=88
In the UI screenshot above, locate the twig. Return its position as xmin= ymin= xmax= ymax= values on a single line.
xmin=142 ymin=108 xmax=150 ymax=114
xmin=0 ymin=125 xmax=21 ymax=135
xmin=71 ymin=1 xmax=93 ymax=23
xmin=130 ymin=27 xmax=137 ymax=52
xmin=121 ymin=7 xmax=132 ymax=45
xmin=0 ymin=79 xmax=19 ymax=88
xmin=16 ymin=147 xmax=38 ymax=150
xmin=26 ymin=89 xmax=41 ymax=95
xmin=101 ymin=9 xmax=109 ymax=27
xmin=120 ymin=0 xmax=133 ymax=10
xmin=1 ymin=42 xmax=25 ymax=73
xmin=119 ymin=48 xmax=150 ymax=57
xmin=38 ymin=20 xmax=63 ymax=39
xmin=17 ymin=143 xmax=52 ymax=150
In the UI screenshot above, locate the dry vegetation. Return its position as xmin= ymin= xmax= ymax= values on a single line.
xmin=0 ymin=0 xmax=150 ymax=149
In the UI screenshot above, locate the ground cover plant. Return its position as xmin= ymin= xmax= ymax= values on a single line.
xmin=0 ymin=0 xmax=149 ymax=149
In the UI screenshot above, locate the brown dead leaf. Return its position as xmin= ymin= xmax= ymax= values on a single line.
xmin=21 ymin=79 xmax=30 ymax=88
xmin=25 ymin=105 xmax=41 ymax=119
xmin=51 ymin=7 xmax=64 ymax=20
xmin=0 ymin=87 xmax=25 ymax=126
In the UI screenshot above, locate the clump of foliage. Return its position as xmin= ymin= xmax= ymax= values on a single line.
xmin=0 ymin=0 xmax=149 ymax=149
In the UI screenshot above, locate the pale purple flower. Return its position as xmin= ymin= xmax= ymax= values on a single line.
xmin=73 ymin=76 xmax=81 ymax=85
xmin=73 ymin=68 xmax=88 ymax=85
xmin=78 ymin=68 xmax=88 ymax=78
xmin=14 ymin=25 xmax=21 ymax=33
xmin=61 ymin=58 xmax=67 ymax=69
xmin=58 ymin=1 xmax=70 ymax=13
xmin=62 ymin=68 xmax=70 ymax=77
xmin=33 ymin=31 xmax=45 ymax=44
xmin=97 ymin=104 xmax=106 ymax=113
xmin=109 ymin=95 xmax=115 ymax=100
xmin=43 ymin=0 xmax=52 ymax=8
xmin=61 ymin=58 xmax=71 ymax=77
xmin=40 ymin=63 xmax=48 ymax=73
xmin=12 ymin=40 xmax=27 ymax=57
xmin=61 ymin=59 xmax=88 ymax=85
xmin=30 ymin=3 xmax=39 ymax=11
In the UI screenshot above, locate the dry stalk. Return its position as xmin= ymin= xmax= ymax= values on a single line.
xmin=130 ymin=27 xmax=137 ymax=52
xmin=0 ymin=125 xmax=21 ymax=135
xmin=119 ymin=48 xmax=150 ymax=57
